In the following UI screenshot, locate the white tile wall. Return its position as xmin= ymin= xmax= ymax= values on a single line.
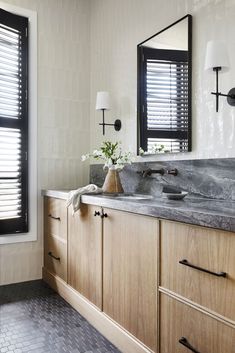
xmin=0 ymin=0 xmax=91 ymax=285
xmin=90 ymin=0 xmax=235 ymax=161
xmin=1 ymin=0 xmax=235 ymax=285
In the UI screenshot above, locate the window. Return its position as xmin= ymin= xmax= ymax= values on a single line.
xmin=0 ymin=8 xmax=28 ymax=235
xmin=140 ymin=47 xmax=189 ymax=153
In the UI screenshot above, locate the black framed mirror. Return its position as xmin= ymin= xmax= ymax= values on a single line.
xmin=137 ymin=14 xmax=192 ymax=155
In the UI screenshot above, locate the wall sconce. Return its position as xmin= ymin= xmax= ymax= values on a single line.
xmin=96 ymin=91 xmax=121 ymax=135
xmin=205 ymin=40 xmax=235 ymax=112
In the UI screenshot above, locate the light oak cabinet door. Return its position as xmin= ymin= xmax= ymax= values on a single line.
xmin=103 ymin=208 xmax=158 ymax=352
xmin=160 ymin=293 xmax=235 ymax=353
xmin=160 ymin=220 xmax=235 ymax=323
xmin=68 ymin=204 xmax=102 ymax=309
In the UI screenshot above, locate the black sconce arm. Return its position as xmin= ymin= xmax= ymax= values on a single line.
xmin=99 ymin=119 xmax=122 ymax=133
xmin=211 ymin=91 xmax=235 ymax=99
xmin=99 ymin=109 xmax=122 ymax=135
xmin=211 ymin=67 xmax=235 ymax=111
xmin=211 ymin=88 xmax=235 ymax=111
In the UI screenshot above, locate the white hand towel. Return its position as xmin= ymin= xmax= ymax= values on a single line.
xmin=67 ymin=184 xmax=102 ymax=214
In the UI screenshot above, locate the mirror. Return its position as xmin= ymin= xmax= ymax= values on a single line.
xmin=137 ymin=15 xmax=192 ymax=155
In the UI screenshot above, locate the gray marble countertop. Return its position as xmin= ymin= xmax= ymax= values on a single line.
xmin=42 ymin=189 xmax=235 ymax=232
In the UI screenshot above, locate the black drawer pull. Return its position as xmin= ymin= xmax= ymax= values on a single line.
xmin=179 ymin=259 xmax=227 ymax=278
xmin=48 ymin=214 xmax=61 ymax=221
xmin=179 ymin=337 xmax=200 ymax=353
xmin=101 ymin=212 xmax=108 ymax=219
xmin=94 ymin=211 xmax=101 ymax=217
xmin=48 ymin=252 xmax=60 ymax=261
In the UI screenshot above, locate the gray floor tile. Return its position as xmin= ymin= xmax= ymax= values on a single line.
xmin=0 ymin=280 xmax=120 ymax=353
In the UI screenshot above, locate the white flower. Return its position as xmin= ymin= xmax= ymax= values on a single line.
xmin=81 ymin=141 xmax=134 ymax=170
xmin=81 ymin=154 xmax=89 ymax=161
xmin=93 ymin=149 xmax=103 ymax=157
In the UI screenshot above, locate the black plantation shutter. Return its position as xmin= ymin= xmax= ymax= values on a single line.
xmin=0 ymin=9 xmax=28 ymax=235
xmin=141 ymin=47 xmax=189 ymax=153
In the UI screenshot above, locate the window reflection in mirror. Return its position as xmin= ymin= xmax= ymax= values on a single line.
xmin=137 ymin=15 xmax=192 ymax=155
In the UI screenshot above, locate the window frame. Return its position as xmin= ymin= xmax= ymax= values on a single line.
xmin=0 ymin=8 xmax=28 ymax=235
xmin=0 ymin=2 xmax=37 ymax=244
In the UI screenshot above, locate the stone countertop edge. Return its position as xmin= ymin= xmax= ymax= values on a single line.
xmin=41 ymin=190 xmax=235 ymax=233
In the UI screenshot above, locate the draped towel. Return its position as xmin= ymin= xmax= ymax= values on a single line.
xmin=67 ymin=184 xmax=102 ymax=214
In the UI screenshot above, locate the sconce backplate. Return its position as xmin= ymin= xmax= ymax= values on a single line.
xmin=227 ymin=88 xmax=235 ymax=106
xmin=114 ymin=119 xmax=122 ymax=131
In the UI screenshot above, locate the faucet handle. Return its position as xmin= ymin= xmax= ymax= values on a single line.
xmin=167 ymin=168 xmax=178 ymax=176
xmin=142 ymin=168 xmax=152 ymax=178
xmin=138 ymin=168 xmax=165 ymax=178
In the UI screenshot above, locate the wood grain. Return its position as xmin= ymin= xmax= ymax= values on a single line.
xmin=44 ymin=197 xmax=67 ymax=241
xmin=160 ymin=292 xmax=235 ymax=353
xmin=103 ymin=208 xmax=159 ymax=352
xmin=102 ymin=169 xmax=124 ymax=193
xmin=68 ymin=204 xmax=102 ymax=309
xmin=44 ymin=234 xmax=67 ymax=281
xmin=160 ymin=220 xmax=235 ymax=323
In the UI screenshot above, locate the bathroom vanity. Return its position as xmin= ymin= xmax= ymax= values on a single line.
xmin=42 ymin=190 xmax=235 ymax=353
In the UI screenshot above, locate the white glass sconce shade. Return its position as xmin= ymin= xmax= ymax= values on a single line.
xmin=204 ymin=40 xmax=229 ymax=71
xmin=96 ymin=91 xmax=110 ymax=110
xmin=95 ymin=91 xmax=121 ymax=135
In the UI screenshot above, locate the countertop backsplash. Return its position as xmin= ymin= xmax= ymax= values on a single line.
xmin=90 ymin=158 xmax=235 ymax=201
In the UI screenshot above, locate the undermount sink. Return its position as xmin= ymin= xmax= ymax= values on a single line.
xmin=103 ymin=193 xmax=153 ymax=201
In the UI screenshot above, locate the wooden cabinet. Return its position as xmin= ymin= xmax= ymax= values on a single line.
xmin=160 ymin=293 xmax=235 ymax=353
xmin=44 ymin=199 xmax=159 ymax=353
xmin=44 ymin=198 xmax=103 ymax=309
xmin=159 ymin=220 xmax=235 ymax=353
xmin=103 ymin=208 xmax=158 ymax=352
xmin=160 ymin=220 xmax=235 ymax=323
xmin=44 ymin=197 xmax=67 ymax=281
xmin=43 ymin=196 xmax=235 ymax=353
xmin=68 ymin=204 xmax=102 ymax=309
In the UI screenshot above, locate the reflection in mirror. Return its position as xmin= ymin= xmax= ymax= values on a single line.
xmin=137 ymin=15 xmax=192 ymax=155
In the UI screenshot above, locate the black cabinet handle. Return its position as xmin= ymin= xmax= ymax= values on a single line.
xmin=94 ymin=211 xmax=101 ymax=217
xmin=48 ymin=252 xmax=60 ymax=261
xmin=48 ymin=214 xmax=61 ymax=221
xmin=179 ymin=259 xmax=227 ymax=278
xmin=94 ymin=210 xmax=108 ymax=218
xmin=179 ymin=337 xmax=200 ymax=353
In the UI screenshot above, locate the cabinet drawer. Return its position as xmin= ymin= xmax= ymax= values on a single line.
xmin=160 ymin=293 xmax=235 ymax=353
xmin=160 ymin=220 xmax=235 ymax=322
xmin=44 ymin=197 xmax=67 ymax=241
xmin=44 ymin=235 xmax=67 ymax=281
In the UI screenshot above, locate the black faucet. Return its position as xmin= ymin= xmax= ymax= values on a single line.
xmin=140 ymin=168 xmax=178 ymax=178
xmin=141 ymin=168 xmax=165 ymax=178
